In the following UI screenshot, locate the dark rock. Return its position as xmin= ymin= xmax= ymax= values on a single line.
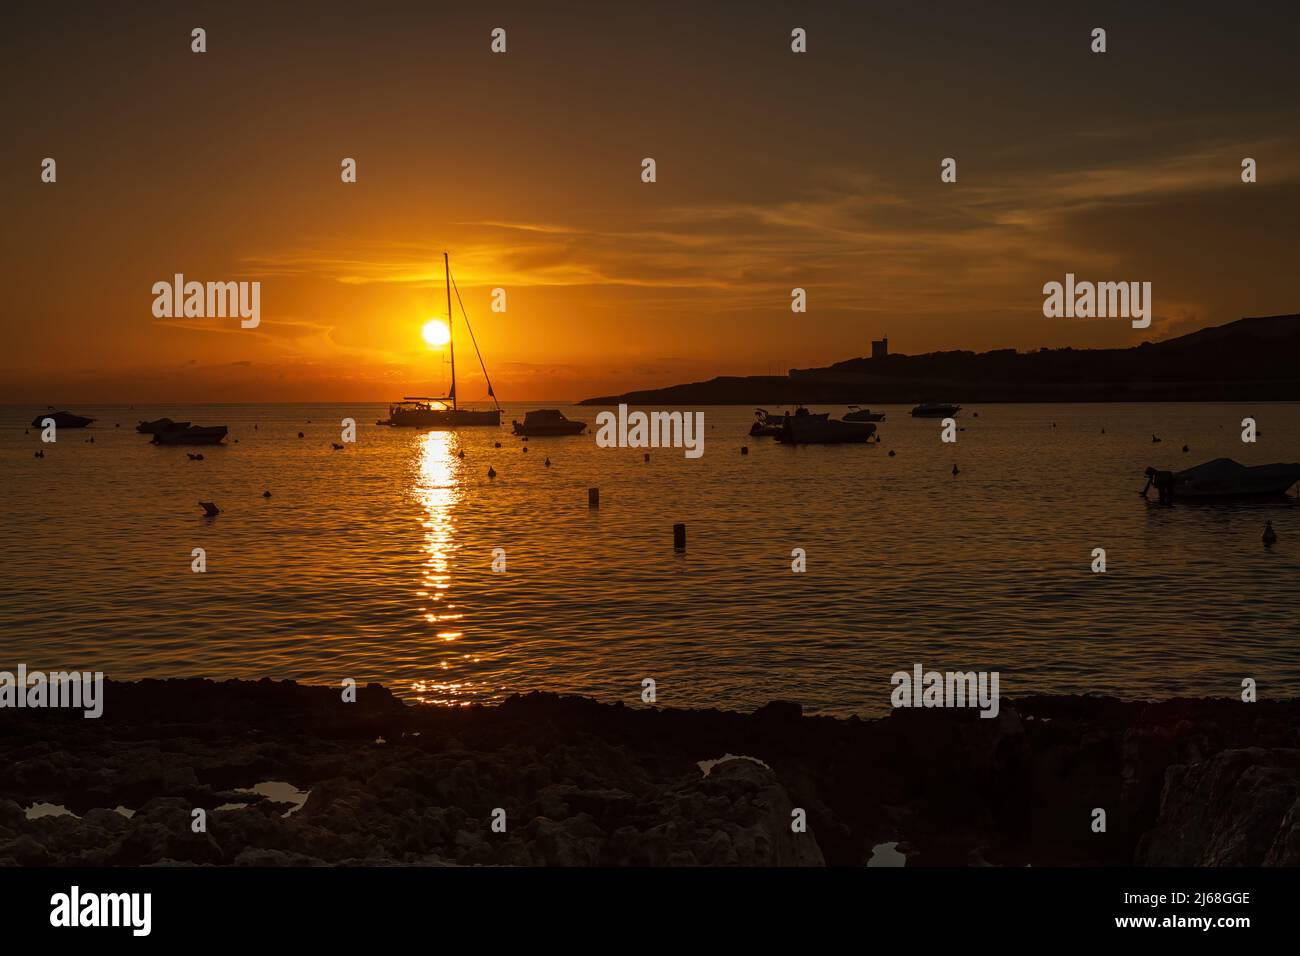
xmin=2 ymin=679 xmax=1296 ymax=867
xmin=1137 ymin=748 xmax=1300 ymax=866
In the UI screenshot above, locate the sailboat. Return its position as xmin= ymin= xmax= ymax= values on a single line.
xmin=386 ymin=252 xmax=502 ymax=428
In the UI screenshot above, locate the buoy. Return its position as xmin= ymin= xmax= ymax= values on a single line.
xmin=34 ymin=450 xmax=43 ymax=458
xmin=973 ymin=412 xmax=979 ymax=418
xmin=115 ymin=423 xmax=120 ymax=428
xmin=888 ymin=450 xmax=895 ymax=457
xmin=644 ymin=453 xmax=650 ymax=462
xmin=544 ymin=457 xmax=551 ymax=467
xmin=673 ymin=523 xmax=686 ymax=551
xmin=588 ymin=487 xmax=599 ymax=508
xmin=262 ymin=490 xmax=272 ymax=498
xmin=458 ymin=449 xmax=465 ymax=459
xmin=487 ymin=467 xmax=497 ymax=479
xmin=1263 ymin=521 xmax=1277 ymax=546
xmin=494 ymin=442 xmax=501 ymax=448
xmin=1152 ymin=435 xmax=1161 ymax=443
xmin=952 ymin=464 xmax=960 ymax=476
xmin=199 ymin=501 xmax=220 ymax=517
xmin=741 ymin=446 xmax=749 ymax=455
xmin=298 ymin=432 xmax=304 ymax=438
xmin=523 ymin=446 xmax=528 ymax=453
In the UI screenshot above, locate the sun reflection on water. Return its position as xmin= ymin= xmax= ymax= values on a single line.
xmin=411 ymin=431 xmax=471 ymax=705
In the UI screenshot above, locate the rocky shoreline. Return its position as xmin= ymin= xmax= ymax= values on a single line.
xmin=2 ymin=679 xmax=1296 ymax=866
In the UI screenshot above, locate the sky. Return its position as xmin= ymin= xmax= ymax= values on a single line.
xmin=2 ymin=0 xmax=1298 ymax=403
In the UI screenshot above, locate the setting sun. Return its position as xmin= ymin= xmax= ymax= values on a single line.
xmin=421 ymin=319 xmax=451 ymax=348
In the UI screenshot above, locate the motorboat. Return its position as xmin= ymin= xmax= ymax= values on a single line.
xmin=751 ymin=406 xmax=826 ymax=437
xmin=910 ymin=402 xmax=961 ymax=418
xmin=136 ymin=417 xmax=191 ymax=434
xmin=777 ymin=414 xmax=876 ymax=444
xmin=512 ymin=409 xmax=586 ymax=436
xmin=152 ymin=425 xmax=228 ymax=446
xmin=1141 ymin=458 xmax=1300 ymax=502
xmin=843 ymin=405 xmax=886 ymax=423
xmin=31 ymin=410 xmax=95 ymax=428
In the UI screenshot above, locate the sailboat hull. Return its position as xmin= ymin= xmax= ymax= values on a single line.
xmin=388 ymin=408 xmax=501 ymax=428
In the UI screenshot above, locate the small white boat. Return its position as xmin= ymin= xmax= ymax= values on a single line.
xmin=1142 ymin=458 xmax=1300 ymax=501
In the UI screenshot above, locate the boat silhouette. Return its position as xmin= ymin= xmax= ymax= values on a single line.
xmin=136 ymin=418 xmax=190 ymax=434
xmin=910 ymin=402 xmax=961 ymax=418
xmin=751 ymin=406 xmax=823 ymax=436
xmin=1141 ymin=458 xmax=1300 ymax=502
xmin=843 ymin=405 xmax=886 ymax=422
xmin=152 ymin=425 xmax=228 ymax=446
xmin=777 ymin=413 xmax=876 ymax=444
xmin=511 ymin=409 xmax=586 ymax=436
xmin=31 ymin=410 xmax=95 ymax=428
xmin=387 ymin=252 xmax=502 ymax=428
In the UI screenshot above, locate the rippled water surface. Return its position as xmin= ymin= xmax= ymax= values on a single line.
xmin=2 ymin=402 xmax=1298 ymax=715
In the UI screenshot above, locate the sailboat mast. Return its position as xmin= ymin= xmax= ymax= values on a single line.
xmin=444 ymin=251 xmax=457 ymax=410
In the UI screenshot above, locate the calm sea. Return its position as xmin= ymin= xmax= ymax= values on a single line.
xmin=2 ymin=402 xmax=1297 ymax=715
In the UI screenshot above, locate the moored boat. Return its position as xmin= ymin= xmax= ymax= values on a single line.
xmin=910 ymin=402 xmax=961 ymax=418
xmin=152 ymin=425 xmax=228 ymax=446
xmin=388 ymin=399 xmax=501 ymax=427
xmin=136 ymin=417 xmax=190 ymax=434
xmin=31 ymin=410 xmax=95 ymax=428
xmin=843 ymin=405 xmax=886 ymax=423
xmin=777 ymin=414 xmax=876 ymax=445
xmin=512 ymin=409 xmax=586 ymax=436
xmin=751 ymin=406 xmax=825 ymax=436
xmin=1142 ymin=458 xmax=1300 ymax=502
xmin=385 ymin=252 xmax=502 ymax=429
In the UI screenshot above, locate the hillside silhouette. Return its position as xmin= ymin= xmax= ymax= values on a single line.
xmin=580 ymin=314 xmax=1300 ymax=405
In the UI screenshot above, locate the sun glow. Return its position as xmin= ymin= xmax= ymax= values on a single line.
xmin=421 ymin=319 xmax=451 ymax=348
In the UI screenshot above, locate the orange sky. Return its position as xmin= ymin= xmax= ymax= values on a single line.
xmin=3 ymin=1 xmax=1298 ymax=402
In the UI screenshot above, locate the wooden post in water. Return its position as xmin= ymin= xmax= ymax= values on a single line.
xmin=673 ymin=522 xmax=686 ymax=551
xmin=588 ymin=487 xmax=599 ymax=508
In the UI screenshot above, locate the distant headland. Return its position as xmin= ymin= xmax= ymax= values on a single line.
xmin=579 ymin=314 xmax=1300 ymax=406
